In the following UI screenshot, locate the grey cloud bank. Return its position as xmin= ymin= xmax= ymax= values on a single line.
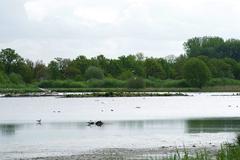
xmin=0 ymin=0 xmax=240 ymax=62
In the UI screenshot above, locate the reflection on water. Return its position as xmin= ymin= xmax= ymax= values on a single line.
xmin=0 ymin=124 xmax=21 ymax=136
xmin=1 ymin=118 xmax=240 ymax=136
xmin=0 ymin=119 xmax=240 ymax=159
xmin=187 ymin=118 xmax=240 ymax=133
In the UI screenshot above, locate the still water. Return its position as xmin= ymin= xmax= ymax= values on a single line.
xmin=0 ymin=93 xmax=240 ymax=159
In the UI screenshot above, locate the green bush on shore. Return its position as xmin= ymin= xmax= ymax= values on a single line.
xmin=207 ymin=78 xmax=240 ymax=86
xmin=86 ymin=78 xmax=126 ymax=88
xmin=38 ymin=80 xmax=86 ymax=88
xmin=127 ymin=77 xmax=145 ymax=89
xmin=37 ymin=78 xmax=240 ymax=90
xmin=85 ymin=66 xmax=104 ymax=80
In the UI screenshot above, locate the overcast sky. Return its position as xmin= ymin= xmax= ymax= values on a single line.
xmin=1 ymin=0 xmax=240 ymax=62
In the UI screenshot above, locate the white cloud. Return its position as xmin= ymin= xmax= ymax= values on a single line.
xmin=73 ymin=6 xmax=119 ymax=25
xmin=1 ymin=0 xmax=240 ymax=61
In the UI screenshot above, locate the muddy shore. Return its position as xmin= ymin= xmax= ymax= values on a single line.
xmin=23 ymin=146 xmax=218 ymax=160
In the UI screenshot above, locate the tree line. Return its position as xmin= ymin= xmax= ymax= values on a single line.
xmin=1 ymin=36 xmax=240 ymax=88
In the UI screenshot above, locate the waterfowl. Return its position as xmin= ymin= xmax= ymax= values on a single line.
xmin=87 ymin=121 xmax=94 ymax=126
xmin=95 ymin=121 xmax=104 ymax=126
xmin=36 ymin=119 xmax=41 ymax=124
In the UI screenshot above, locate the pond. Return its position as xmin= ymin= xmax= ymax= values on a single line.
xmin=0 ymin=93 xmax=240 ymax=159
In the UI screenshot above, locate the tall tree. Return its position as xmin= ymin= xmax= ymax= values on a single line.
xmin=184 ymin=58 xmax=211 ymax=88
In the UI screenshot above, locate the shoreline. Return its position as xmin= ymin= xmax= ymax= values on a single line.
xmin=23 ymin=146 xmax=219 ymax=160
xmin=0 ymin=91 xmax=188 ymax=98
xmin=1 ymin=90 xmax=240 ymax=98
xmin=1 ymin=85 xmax=240 ymax=95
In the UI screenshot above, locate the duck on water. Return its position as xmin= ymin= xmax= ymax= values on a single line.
xmin=36 ymin=119 xmax=41 ymax=124
xmin=87 ymin=121 xmax=104 ymax=127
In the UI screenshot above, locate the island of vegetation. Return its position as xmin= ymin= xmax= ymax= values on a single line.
xmin=1 ymin=36 xmax=240 ymax=95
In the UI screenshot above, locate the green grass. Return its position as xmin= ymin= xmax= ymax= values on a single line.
xmin=0 ymin=87 xmax=41 ymax=94
xmin=164 ymin=148 xmax=211 ymax=160
xmin=163 ymin=142 xmax=240 ymax=160
xmin=2 ymin=78 xmax=240 ymax=94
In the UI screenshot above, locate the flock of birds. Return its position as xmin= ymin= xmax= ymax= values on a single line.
xmin=35 ymin=99 xmax=142 ymax=127
xmin=228 ymin=105 xmax=239 ymax=108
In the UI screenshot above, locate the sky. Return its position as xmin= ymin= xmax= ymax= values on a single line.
xmin=1 ymin=0 xmax=240 ymax=62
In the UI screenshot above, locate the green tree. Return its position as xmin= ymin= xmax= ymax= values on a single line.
xmin=173 ymin=55 xmax=188 ymax=79
xmin=184 ymin=36 xmax=224 ymax=58
xmin=85 ymin=66 xmax=104 ymax=80
xmin=209 ymin=59 xmax=233 ymax=78
xmin=144 ymin=58 xmax=166 ymax=79
xmin=34 ymin=60 xmax=47 ymax=81
xmin=73 ymin=55 xmax=90 ymax=75
xmin=183 ymin=58 xmax=211 ymax=88
xmin=0 ymin=48 xmax=24 ymax=74
xmin=47 ymin=60 xmax=61 ymax=80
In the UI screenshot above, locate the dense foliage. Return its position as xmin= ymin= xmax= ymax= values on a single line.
xmin=183 ymin=58 xmax=211 ymax=88
xmin=1 ymin=36 xmax=240 ymax=89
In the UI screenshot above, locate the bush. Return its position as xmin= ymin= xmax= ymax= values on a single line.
xmin=0 ymin=71 xmax=10 ymax=85
xmin=38 ymin=80 xmax=85 ymax=88
xmin=144 ymin=79 xmax=189 ymax=88
xmin=207 ymin=78 xmax=240 ymax=86
xmin=118 ymin=70 xmax=133 ymax=80
xmin=85 ymin=66 xmax=104 ymax=80
xmin=86 ymin=78 xmax=126 ymax=88
xmin=127 ymin=77 xmax=145 ymax=89
xmin=184 ymin=58 xmax=211 ymax=88
xmin=9 ymin=73 xmax=24 ymax=84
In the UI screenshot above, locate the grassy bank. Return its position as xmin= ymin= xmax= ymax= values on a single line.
xmin=1 ymin=78 xmax=240 ymax=94
xmin=1 ymin=85 xmax=240 ymax=94
xmin=0 ymin=87 xmax=41 ymax=94
xmin=164 ymin=143 xmax=240 ymax=160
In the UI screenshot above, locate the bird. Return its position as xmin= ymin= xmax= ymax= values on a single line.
xmin=36 ymin=119 xmax=41 ymax=124
xmin=95 ymin=121 xmax=104 ymax=127
xmin=87 ymin=121 xmax=94 ymax=126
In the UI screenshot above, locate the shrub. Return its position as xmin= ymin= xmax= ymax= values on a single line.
xmin=207 ymin=78 xmax=240 ymax=86
xmin=38 ymin=80 xmax=85 ymax=88
xmin=85 ymin=66 xmax=104 ymax=80
xmin=127 ymin=77 xmax=145 ymax=89
xmin=0 ymin=71 xmax=10 ymax=85
xmin=118 ymin=70 xmax=133 ymax=80
xmin=86 ymin=78 xmax=126 ymax=88
xmin=9 ymin=73 xmax=24 ymax=84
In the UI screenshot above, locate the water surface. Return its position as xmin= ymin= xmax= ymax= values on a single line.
xmin=0 ymin=93 xmax=240 ymax=159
